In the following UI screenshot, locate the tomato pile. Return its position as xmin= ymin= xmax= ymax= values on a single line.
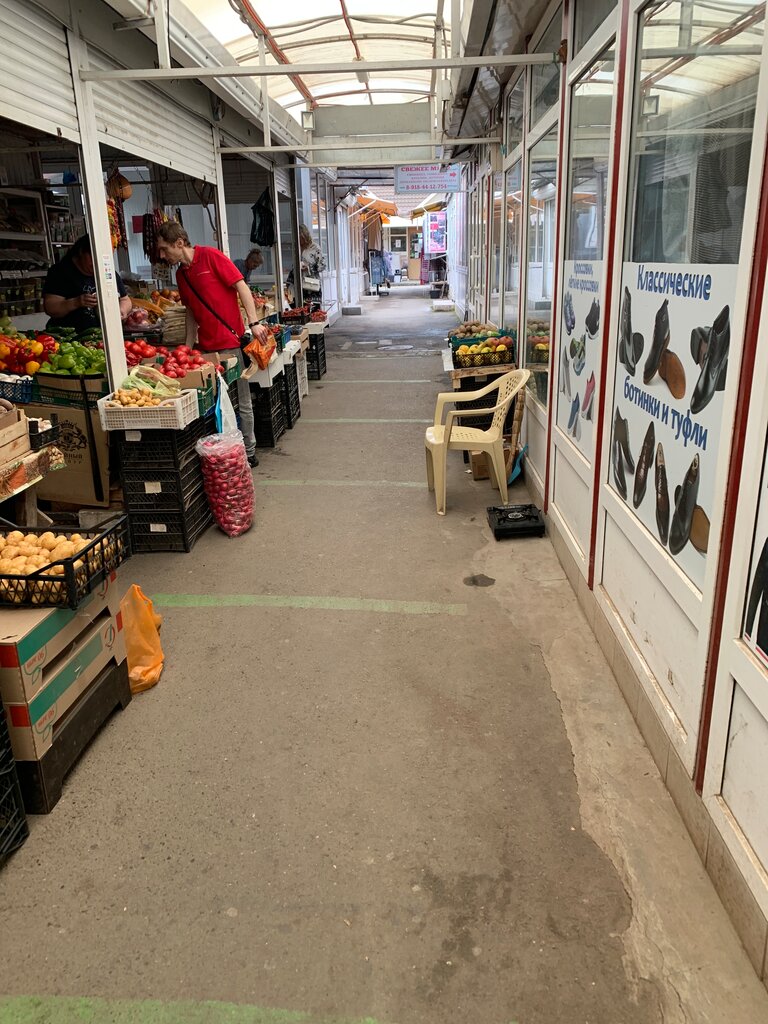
xmin=196 ymin=434 xmax=254 ymax=537
xmin=157 ymin=345 xmax=221 ymax=379
xmin=124 ymin=338 xmax=158 ymax=368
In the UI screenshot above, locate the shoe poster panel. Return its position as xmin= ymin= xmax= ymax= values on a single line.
xmin=609 ymin=261 xmax=735 ymax=591
xmin=743 ymin=440 xmax=768 ymax=671
xmin=558 ymin=260 xmax=602 ymax=461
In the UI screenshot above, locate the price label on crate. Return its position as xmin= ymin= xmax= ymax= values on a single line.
xmin=149 ymin=523 xmax=167 ymax=533
xmin=145 ymin=482 xmax=162 ymax=494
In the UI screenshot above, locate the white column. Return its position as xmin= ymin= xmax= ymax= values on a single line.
xmin=213 ymin=127 xmax=230 ymax=255
xmin=67 ymin=31 xmax=127 ymax=388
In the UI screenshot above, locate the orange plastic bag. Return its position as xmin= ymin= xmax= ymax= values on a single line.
xmin=120 ymin=584 xmax=164 ymax=693
xmin=243 ymin=331 xmax=276 ymax=370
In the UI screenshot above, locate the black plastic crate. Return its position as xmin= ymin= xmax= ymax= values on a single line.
xmin=31 ymin=374 xmax=109 ymax=409
xmin=117 ymin=413 xmax=212 ymax=471
xmin=307 ymin=335 xmax=327 ymax=380
xmin=129 ymin=486 xmax=212 ymax=553
xmin=0 ymin=711 xmax=29 ymax=868
xmin=252 ymin=382 xmax=283 ymax=418
xmin=254 ymin=403 xmax=287 ymax=447
xmin=0 ymin=517 xmax=131 ymax=610
xmin=28 ymin=413 xmax=60 ymax=451
xmin=281 ymin=362 xmax=301 ymax=429
xmin=121 ymin=457 xmax=204 ymax=511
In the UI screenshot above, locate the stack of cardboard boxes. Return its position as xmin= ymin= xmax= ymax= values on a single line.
xmin=0 ymin=571 xmax=130 ymax=812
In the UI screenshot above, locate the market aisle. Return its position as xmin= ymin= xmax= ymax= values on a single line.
xmin=1 ymin=305 xmax=767 ymax=1024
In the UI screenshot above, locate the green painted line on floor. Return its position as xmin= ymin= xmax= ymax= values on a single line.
xmin=259 ymin=478 xmax=423 ymax=489
xmin=152 ymin=593 xmax=467 ymax=616
xmin=301 ymin=418 xmax=431 ymax=424
xmin=0 ymin=996 xmax=385 ymax=1024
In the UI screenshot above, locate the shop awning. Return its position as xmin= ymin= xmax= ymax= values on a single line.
xmin=410 ymin=196 xmax=447 ymax=220
xmin=357 ymin=194 xmax=398 ymax=217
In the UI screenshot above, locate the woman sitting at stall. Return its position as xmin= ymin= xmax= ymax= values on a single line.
xmin=286 ymin=224 xmax=325 ymax=306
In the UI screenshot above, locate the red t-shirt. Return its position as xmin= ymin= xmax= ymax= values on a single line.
xmin=176 ymin=246 xmax=244 ymax=352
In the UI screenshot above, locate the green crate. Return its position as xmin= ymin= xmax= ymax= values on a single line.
xmin=224 ymin=362 xmax=241 ymax=387
xmin=197 ymin=383 xmax=216 ymax=417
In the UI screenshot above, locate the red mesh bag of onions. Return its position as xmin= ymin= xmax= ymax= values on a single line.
xmin=196 ymin=430 xmax=255 ymax=537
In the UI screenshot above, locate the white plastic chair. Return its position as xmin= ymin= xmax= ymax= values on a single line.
xmin=425 ymin=369 xmax=530 ymax=515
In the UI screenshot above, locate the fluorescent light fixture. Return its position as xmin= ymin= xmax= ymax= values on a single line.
xmin=301 ymin=109 xmax=315 ymax=131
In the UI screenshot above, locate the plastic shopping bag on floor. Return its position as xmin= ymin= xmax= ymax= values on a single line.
xmin=120 ymin=584 xmax=164 ymax=694
xmin=215 ymin=371 xmax=238 ymax=434
xmin=196 ymin=428 xmax=255 ymax=537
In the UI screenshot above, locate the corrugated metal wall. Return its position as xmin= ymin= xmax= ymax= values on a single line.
xmin=87 ymin=48 xmax=217 ymax=182
xmin=0 ymin=0 xmax=80 ymax=141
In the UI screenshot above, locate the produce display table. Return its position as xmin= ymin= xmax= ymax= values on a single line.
xmin=441 ymin=347 xmax=518 ymax=391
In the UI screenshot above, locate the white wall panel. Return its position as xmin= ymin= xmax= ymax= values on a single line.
xmin=553 ymin=448 xmax=590 ymax=557
xmin=526 ymin=406 xmax=548 ymax=488
xmin=722 ymin=683 xmax=768 ymax=871
xmin=87 ymin=49 xmax=216 ymax=181
xmin=602 ymin=513 xmax=698 ymax=751
xmin=0 ymin=0 xmax=79 ymax=141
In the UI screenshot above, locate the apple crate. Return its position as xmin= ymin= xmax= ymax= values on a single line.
xmin=97 ymin=389 xmax=199 ymax=431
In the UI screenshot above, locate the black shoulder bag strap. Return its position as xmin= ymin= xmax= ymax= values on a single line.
xmin=178 ymin=266 xmax=242 ymax=342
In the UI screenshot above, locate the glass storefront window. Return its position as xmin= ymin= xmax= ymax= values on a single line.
xmin=628 ymin=0 xmax=761 ymax=265
xmin=573 ymin=0 xmax=617 ymax=55
xmin=608 ymin=0 xmax=763 ymax=591
xmin=557 ymin=45 xmax=615 ymax=456
xmin=525 ymin=126 xmax=559 ymax=404
xmin=530 ymin=6 xmax=563 ymax=128
xmin=504 ymin=161 xmax=522 ymax=333
xmin=490 ymin=172 xmax=504 ymax=325
xmin=506 ymin=76 xmax=525 ymax=154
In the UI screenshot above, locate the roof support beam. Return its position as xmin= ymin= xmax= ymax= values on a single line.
xmin=221 ymin=137 xmax=500 ymax=153
xmin=80 ymin=52 xmax=557 ymax=82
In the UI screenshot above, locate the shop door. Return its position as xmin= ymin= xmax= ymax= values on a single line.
xmin=703 ymin=254 xmax=768 ymax=927
xmin=0 ymin=0 xmax=80 ymax=142
xmin=549 ymin=44 xmax=616 ymax=564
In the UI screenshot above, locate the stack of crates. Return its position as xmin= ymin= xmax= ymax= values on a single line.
xmin=307 ymin=333 xmax=327 ymax=380
xmin=0 ymin=572 xmax=130 ymax=814
xmin=458 ymin=376 xmax=515 ymax=431
xmin=281 ymin=361 xmax=301 ymax=429
xmin=0 ymin=693 xmax=28 ymax=865
xmin=253 ymin=381 xmax=287 ymax=447
xmin=118 ymin=416 xmax=214 ymax=553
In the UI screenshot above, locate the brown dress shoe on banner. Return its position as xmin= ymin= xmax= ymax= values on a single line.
xmin=658 ymin=349 xmax=687 ymax=400
xmin=643 ymin=298 xmax=670 ymax=384
xmin=633 ymin=421 xmax=655 ymax=509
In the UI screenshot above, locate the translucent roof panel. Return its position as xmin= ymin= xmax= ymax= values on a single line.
xmin=182 ymin=0 xmax=444 ymax=122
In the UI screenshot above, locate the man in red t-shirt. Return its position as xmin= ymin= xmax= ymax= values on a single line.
xmin=157 ymin=221 xmax=271 ymax=468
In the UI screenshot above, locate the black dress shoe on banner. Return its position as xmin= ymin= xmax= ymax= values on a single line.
xmin=613 ymin=407 xmax=635 ymax=473
xmin=620 ymin=287 xmax=637 ymax=375
xmin=655 ymin=443 xmax=670 ymax=546
xmin=612 ymin=438 xmax=627 ymax=500
xmin=690 ymin=305 xmax=730 ymax=414
xmin=633 ymin=421 xmax=655 ymax=509
xmin=643 ymin=298 xmax=670 ymax=384
xmin=669 ymin=453 xmax=700 ymax=555
xmin=585 ymin=298 xmax=600 ymax=338
xmin=690 ymin=325 xmax=709 ymax=366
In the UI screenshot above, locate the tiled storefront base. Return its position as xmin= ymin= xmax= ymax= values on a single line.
xmin=540 ymin=503 xmax=768 ymax=991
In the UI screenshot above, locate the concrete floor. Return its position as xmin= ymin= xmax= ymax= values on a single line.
xmin=1 ymin=287 xmax=767 ymax=1024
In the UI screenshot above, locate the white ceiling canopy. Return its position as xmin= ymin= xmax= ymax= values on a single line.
xmin=182 ymin=0 xmax=448 ymax=123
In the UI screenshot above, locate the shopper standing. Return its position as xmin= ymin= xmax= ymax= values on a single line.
xmin=287 ymin=224 xmax=325 ymax=304
xmin=156 ymin=222 xmax=270 ymax=468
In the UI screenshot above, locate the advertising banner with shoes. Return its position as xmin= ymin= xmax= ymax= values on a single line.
xmin=609 ymin=261 xmax=735 ymax=590
xmin=743 ymin=452 xmax=768 ymax=671
xmin=557 ymin=260 xmax=602 ymax=461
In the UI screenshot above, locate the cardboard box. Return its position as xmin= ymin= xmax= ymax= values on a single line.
xmin=21 ymin=402 xmax=110 ymax=507
xmin=0 ymin=430 xmax=30 ymax=467
xmin=4 ymin=606 xmax=126 ymax=760
xmin=0 ymin=571 xmax=121 ymax=705
xmin=470 ymin=451 xmax=490 ymax=480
